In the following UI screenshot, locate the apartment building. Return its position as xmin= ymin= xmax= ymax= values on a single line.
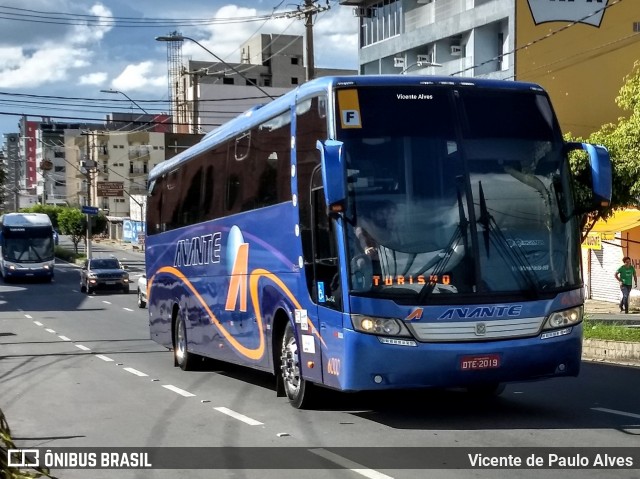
xmin=64 ymin=129 xmax=202 ymax=219
xmin=172 ymin=34 xmax=356 ymax=134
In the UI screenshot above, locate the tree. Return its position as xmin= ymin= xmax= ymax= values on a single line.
xmin=57 ymin=208 xmax=85 ymax=254
xmin=568 ymin=61 xmax=640 ymax=236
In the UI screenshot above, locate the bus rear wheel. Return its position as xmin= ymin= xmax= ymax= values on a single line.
xmin=280 ymin=321 xmax=312 ymax=409
xmin=174 ymin=315 xmax=193 ymax=371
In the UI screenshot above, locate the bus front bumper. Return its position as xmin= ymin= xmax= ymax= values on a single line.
xmin=334 ymin=323 xmax=583 ymax=391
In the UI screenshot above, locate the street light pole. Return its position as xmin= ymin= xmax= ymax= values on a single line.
xmin=155 ymin=34 xmax=276 ymax=100
xmin=100 ymin=89 xmax=150 ymax=114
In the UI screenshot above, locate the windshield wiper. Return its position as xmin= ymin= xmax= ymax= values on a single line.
xmin=476 ymin=181 xmax=539 ymax=295
xmin=417 ymin=177 xmax=469 ymax=301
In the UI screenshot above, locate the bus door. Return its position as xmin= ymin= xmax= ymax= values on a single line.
xmin=306 ymin=166 xmax=344 ymax=386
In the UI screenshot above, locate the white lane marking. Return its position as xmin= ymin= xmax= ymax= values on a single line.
xmin=592 ymin=407 xmax=640 ymax=420
xmin=25 ymin=314 xmax=33 ymax=319
xmin=33 ymin=321 xmax=43 ymax=326
xmin=309 ymin=448 xmax=394 ymax=479
xmin=75 ymin=344 xmax=91 ymax=351
xmin=123 ymin=367 xmax=148 ymax=377
xmin=213 ymin=407 xmax=263 ymax=426
xmin=45 ymin=328 xmax=56 ymax=333
xmin=102 ymin=301 xmax=111 ymax=305
xmin=95 ymin=355 xmax=114 ymax=362
xmin=162 ymin=385 xmax=196 ymax=397
xmin=58 ymin=336 xmax=71 ymax=341
xmin=123 ymin=307 xmax=134 ymax=312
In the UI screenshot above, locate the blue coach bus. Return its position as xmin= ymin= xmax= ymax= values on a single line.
xmin=145 ymin=75 xmax=611 ymax=408
xmin=0 ymin=212 xmax=56 ymax=282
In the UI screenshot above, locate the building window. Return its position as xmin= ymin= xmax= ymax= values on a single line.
xmin=223 ymin=77 xmax=235 ymax=85
xmin=292 ymin=77 xmax=299 ymax=85
xmin=361 ymin=0 xmax=402 ymax=48
xmin=263 ymin=78 xmax=271 ymax=87
xmin=291 ymin=57 xmax=299 ymax=65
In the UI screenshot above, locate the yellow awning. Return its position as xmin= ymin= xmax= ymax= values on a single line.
xmin=590 ymin=209 xmax=640 ymax=233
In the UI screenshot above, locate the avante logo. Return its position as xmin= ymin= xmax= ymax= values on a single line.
xmin=173 ymin=232 xmax=221 ymax=267
xmin=438 ymin=305 xmax=522 ymax=320
xmin=406 ymin=308 xmax=423 ymax=321
xmin=526 ymin=0 xmax=608 ymax=27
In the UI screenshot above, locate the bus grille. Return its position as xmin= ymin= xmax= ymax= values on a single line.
xmin=407 ymin=317 xmax=545 ymax=342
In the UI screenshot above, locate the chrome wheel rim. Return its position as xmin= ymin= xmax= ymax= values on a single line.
xmin=281 ymin=335 xmax=300 ymax=396
xmin=176 ymin=321 xmax=186 ymax=363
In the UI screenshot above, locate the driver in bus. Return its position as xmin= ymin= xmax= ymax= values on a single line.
xmin=355 ymin=200 xmax=398 ymax=261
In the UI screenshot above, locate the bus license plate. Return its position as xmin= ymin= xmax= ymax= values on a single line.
xmin=460 ymin=354 xmax=500 ymax=371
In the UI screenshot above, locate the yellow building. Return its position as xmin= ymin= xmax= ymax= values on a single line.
xmin=516 ymin=0 xmax=640 ymax=138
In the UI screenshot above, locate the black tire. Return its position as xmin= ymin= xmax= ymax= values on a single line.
xmin=80 ymin=281 xmax=86 ymax=293
xmin=122 ymin=286 xmax=129 ymax=294
xmin=174 ymin=315 xmax=194 ymax=371
xmin=280 ymin=321 xmax=313 ymax=409
xmin=137 ymin=289 xmax=146 ymax=308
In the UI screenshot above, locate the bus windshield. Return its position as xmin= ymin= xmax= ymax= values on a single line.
xmin=2 ymin=227 xmax=55 ymax=263
xmin=339 ymin=85 xmax=578 ymax=301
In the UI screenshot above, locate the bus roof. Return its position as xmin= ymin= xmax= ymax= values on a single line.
xmin=0 ymin=212 xmax=52 ymax=227
xmin=147 ymin=74 xmax=546 ymax=184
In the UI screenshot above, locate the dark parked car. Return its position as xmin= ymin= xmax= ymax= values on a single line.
xmin=53 ymin=229 xmax=59 ymax=245
xmin=80 ymin=257 xmax=130 ymax=294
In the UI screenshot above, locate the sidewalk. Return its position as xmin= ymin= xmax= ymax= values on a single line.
xmin=583 ymin=299 xmax=640 ymax=366
xmin=584 ymin=299 xmax=640 ymax=325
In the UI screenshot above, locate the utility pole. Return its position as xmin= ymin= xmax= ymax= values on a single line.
xmin=81 ymin=131 xmax=94 ymax=260
xmin=304 ymin=0 xmax=316 ymax=82
xmin=291 ymin=1 xmax=329 ymax=82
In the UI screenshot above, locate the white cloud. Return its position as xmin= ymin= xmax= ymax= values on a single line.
xmin=111 ymin=62 xmax=166 ymax=92
xmin=0 ymin=46 xmax=91 ymax=88
xmin=68 ymin=4 xmax=113 ymax=44
xmin=78 ymin=72 xmax=108 ymax=85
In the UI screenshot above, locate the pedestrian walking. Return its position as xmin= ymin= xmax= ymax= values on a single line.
xmin=614 ymin=256 xmax=637 ymax=313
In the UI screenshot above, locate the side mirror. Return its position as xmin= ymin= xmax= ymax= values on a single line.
xmin=566 ymin=142 xmax=612 ymax=209
xmin=316 ymin=139 xmax=347 ymax=214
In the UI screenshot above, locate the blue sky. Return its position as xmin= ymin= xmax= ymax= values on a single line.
xmin=0 ymin=0 xmax=359 ymax=135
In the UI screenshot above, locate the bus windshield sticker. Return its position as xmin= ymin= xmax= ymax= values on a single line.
xmin=337 ymin=89 xmax=362 ymax=129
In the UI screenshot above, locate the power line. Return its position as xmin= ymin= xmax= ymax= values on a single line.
xmin=0 ymin=6 xmax=298 ymax=28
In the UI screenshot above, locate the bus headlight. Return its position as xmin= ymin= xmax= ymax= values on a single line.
xmin=543 ymin=306 xmax=583 ymax=330
xmin=351 ymin=315 xmax=412 ymax=337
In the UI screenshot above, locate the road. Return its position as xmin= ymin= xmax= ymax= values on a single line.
xmin=1 ymin=244 xmax=639 ymax=478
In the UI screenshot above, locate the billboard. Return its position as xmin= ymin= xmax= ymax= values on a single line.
xmin=97 ymin=181 xmax=124 ymax=197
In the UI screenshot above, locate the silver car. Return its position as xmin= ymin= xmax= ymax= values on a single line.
xmin=80 ymin=257 xmax=130 ymax=294
xmin=137 ymin=273 xmax=147 ymax=308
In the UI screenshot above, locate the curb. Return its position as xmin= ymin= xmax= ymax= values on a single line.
xmin=582 ymin=339 xmax=640 ymax=367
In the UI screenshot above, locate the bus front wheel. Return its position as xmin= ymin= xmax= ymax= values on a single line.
xmin=280 ymin=321 xmax=313 ymax=409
